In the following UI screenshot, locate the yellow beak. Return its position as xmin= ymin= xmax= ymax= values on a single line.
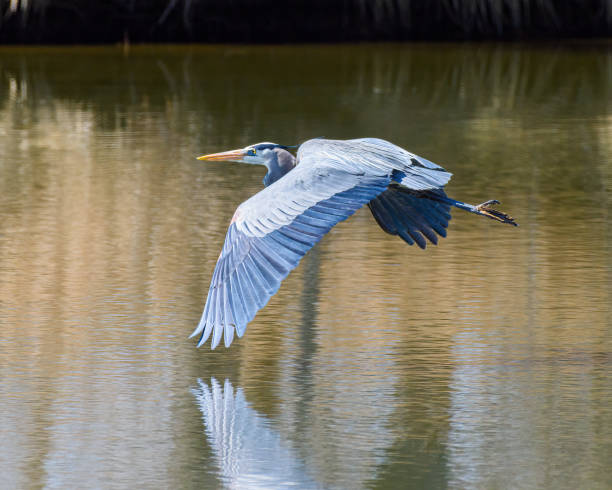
xmin=197 ymin=149 xmax=247 ymax=161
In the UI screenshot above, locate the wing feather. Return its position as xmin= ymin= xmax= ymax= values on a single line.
xmin=193 ymin=171 xmax=390 ymax=348
xmin=298 ymin=138 xmax=452 ymax=191
xmin=224 ymin=322 xmax=234 ymax=348
xmin=211 ymin=297 xmax=223 ymax=349
xmin=228 ymin=278 xmax=246 ymax=331
xmin=368 ymin=187 xmax=452 ymax=249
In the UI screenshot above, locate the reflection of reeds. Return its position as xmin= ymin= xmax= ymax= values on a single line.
xmin=1 ymin=0 xmax=611 ymax=43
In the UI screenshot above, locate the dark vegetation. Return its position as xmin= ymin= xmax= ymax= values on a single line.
xmin=0 ymin=0 xmax=611 ymax=44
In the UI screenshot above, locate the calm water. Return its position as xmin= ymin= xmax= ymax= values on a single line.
xmin=1 ymin=43 xmax=611 ymax=489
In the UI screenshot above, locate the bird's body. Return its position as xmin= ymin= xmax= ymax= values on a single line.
xmin=193 ymin=138 xmax=516 ymax=349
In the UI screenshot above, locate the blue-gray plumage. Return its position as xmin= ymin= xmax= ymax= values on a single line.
xmin=192 ymin=138 xmax=517 ymax=349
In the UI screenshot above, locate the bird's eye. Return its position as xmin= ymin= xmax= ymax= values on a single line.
xmin=248 ymin=149 xmax=256 ymax=156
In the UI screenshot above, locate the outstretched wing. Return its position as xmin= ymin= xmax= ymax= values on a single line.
xmin=192 ymin=162 xmax=390 ymax=349
xmin=368 ymin=187 xmax=452 ymax=249
xmin=298 ymin=138 xmax=453 ymax=191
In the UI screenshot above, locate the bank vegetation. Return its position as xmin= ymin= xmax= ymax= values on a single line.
xmin=1 ymin=0 xmax=611 ymax=43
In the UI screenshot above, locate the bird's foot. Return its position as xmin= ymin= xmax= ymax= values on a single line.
xmin=476 ymin=199 xmax=500 ymax=208
xmin=475 ymin=200 xmax=518 ymax=226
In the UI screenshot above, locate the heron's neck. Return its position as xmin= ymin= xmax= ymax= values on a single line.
xmin=263 ymin=149 xmax=296 ymax=187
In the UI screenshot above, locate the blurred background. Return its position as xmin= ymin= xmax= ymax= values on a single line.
xmin=1 ymin=4 xmax=612 ymax=489
xmin=0 ymin=0 xmax=611 ymax=43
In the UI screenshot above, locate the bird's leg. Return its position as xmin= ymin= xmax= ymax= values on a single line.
xmin=396 ymin=188 xmax=517 ymax=226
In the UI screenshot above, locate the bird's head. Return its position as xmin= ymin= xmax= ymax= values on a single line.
xmin=197 ymin=142 xmax=294 ymax=167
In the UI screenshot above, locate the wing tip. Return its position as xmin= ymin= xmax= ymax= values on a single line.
xmin=193 ymin=322 xmax=242 ymax=349
xmin=195 ymin=326 xmax=211 ymax=348
xmin=189 ymin=320 xmax=205 ymax=339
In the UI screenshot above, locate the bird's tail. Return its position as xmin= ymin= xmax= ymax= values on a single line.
xmin=423 ymin=192 xmax=518 ymax=226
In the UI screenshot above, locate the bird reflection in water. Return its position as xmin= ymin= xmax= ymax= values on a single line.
xmin=191 ymin=378 xmax=320 ymax=489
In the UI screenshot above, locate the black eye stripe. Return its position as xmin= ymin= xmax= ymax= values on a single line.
xmin=249 ymin=143 xmax=293 ymax=153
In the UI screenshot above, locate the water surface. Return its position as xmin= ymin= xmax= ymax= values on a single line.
xmin=1 ymin=43 xmax=611 ymax=489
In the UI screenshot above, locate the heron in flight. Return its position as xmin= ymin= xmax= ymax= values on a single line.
xmin=192 ymin=138 xmax=516 ymax=349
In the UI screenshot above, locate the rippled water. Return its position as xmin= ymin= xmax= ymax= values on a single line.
xmin=1 ymin=43 xmax=611 ymax=489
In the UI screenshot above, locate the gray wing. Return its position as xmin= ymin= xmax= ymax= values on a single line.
xmin=191 ymin=161 xmax=390 ymax=349
xmin=301 ymin=138 xmax=454 ymax=250
xmin=298 ymin=138 xmax=452 ymax=191
xmin=368 ymin=187 xmax=452 ymax=249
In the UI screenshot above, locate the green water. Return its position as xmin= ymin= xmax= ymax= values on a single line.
xmin=1 ymin=43 xmax=611 ymax=489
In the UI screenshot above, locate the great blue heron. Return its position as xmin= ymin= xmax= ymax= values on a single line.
xmin=192 ymin=138 xmax=516 ymax=349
